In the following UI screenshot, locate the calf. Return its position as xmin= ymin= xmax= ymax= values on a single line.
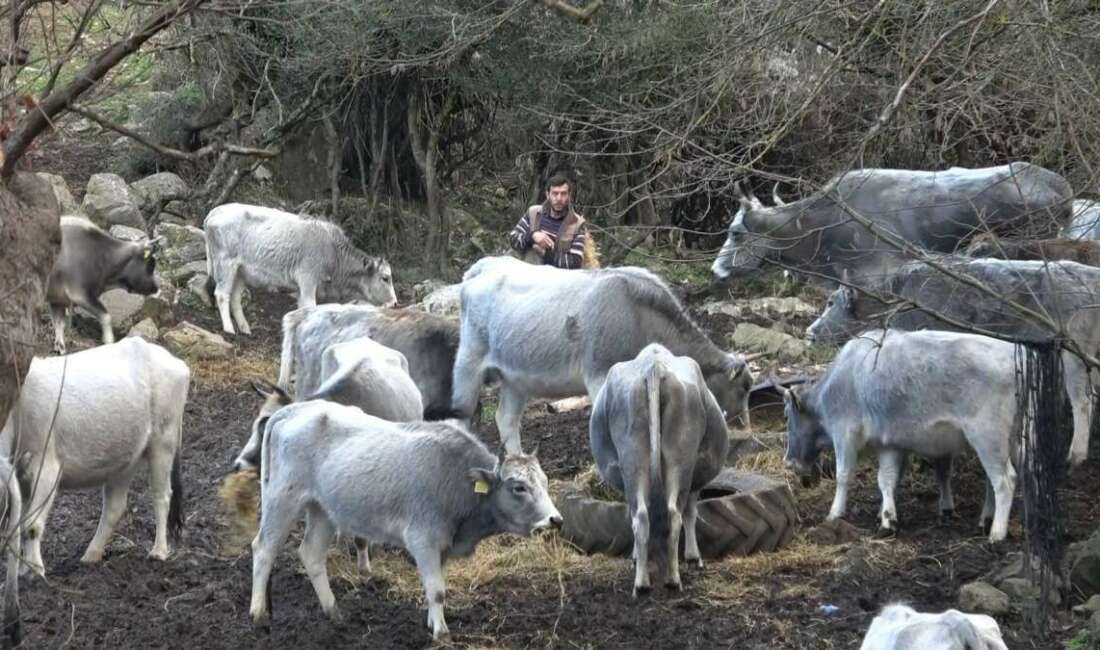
xmin=781 ymin=329 xmax=1072 ymax=542
xmin=860 ymin=604 xmax=1007 ymax=650
xmin=249 ymin=402 xmax=561 ymax=641
xmin=233 ymin=336 xmax=423 ymax=470
xmin=589 ymin=344 xmax=729 ymax=595
xmin=47 ymin=217 xmax=161 ymax=354
xmin=0 ymin=338 xmax=188 ymax=574
xmin=964 ymin=232 xmax=1100 ymax=267
xmin=203 ymin=203 xmax=396 ymax=335
xmin=279 ymin=303 xmax=460 ymax=419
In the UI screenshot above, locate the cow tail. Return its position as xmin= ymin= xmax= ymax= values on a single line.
xmin=645 ymin=364 xmax=671 ymax=574
xmin=260 ymin=414 xmax=275 ymax=488
xmin=2 ymin=470 xmax=21 ymax=650
xmin=277 ymin=310 xmax=306 ymax=391
xmin=203 ymin=234 xmax=216 ymax=306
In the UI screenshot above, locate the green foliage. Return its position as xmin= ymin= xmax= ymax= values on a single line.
xmin=1069 ymin=630 xmax=1100 ymax=650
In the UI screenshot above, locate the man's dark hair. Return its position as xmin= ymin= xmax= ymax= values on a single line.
xmin=546 ymin=174 xmax=573 ymax=192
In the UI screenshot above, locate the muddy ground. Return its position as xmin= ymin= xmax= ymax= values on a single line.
xmin=9 ymin=283 xmax=1099 ymax=650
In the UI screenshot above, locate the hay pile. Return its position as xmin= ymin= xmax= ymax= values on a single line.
xmin=220 ymin=468 xmax=260 ymax=548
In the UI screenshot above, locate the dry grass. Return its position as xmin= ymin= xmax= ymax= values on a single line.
xmin=219 ymin=468 xmax=260 ymax=554
xmin=191 ymin=348 xmax=279 ymax=388
xmin=566 ymin=464 xmax=625 ymax=503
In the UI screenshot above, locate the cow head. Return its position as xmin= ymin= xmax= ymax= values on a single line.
xmin=469 ymin=450 xmax=562 ymax=536
xmin=806 ymin=282 xmax=860 ymax=344
xmin=704 ymin=355 xmax=754 ymax=430
xmin=351 ymin=256 xmax=398 ymax=307
xmin=233 ymin=380 xmax=292 ymax=471
xmin=118 ymin=237 xmax=162 ymax=295
xmin=780 ymin=384 xmax=829 ymax=476
xmin=711 ymin=182 xmax=795 ymax=281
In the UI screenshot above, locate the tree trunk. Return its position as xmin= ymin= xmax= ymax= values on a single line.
xmin=407 ymin=87 xmax=456 ymax=276
xmin=324 ymin=116 xmax=341 ymax=217
xmin=0 ymin=173 xmax=61 ymax=430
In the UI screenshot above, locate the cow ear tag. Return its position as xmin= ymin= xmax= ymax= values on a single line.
xmin=143 ymin=248 xmax=152 ymax=260
xmin=474 ymin=480 xmax=490 ymax=494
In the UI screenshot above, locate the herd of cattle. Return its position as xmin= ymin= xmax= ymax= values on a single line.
xmin=0 ymin=160 xmax=1093 ymax=647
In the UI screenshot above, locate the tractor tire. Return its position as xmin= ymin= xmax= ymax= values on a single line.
xmin=559 ymin=468 xmax=798 ymax=559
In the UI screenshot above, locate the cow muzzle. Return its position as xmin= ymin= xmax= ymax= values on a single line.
xmin=532 ymin=510 xmax=564 ymax=533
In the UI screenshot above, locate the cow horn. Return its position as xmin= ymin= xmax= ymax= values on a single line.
xmin=251 ymin=380 xmax=275 ymax=397
xmin=772 ymin=183 xmax=786 ymax=207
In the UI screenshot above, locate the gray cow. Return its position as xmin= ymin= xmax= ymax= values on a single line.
xmin=0 ymin=338 xmax=188 ymax=575
xmin=806 ymin=257 xmax=1100 ymax=465
xmin=249 ymin=402 xmax=561 ymax=641
xmin=712 ymin=163 xmax=1072 ymax=284
xmin=233 ymin=336 xmax=424 ymax=471
xmin=860 ymin=604 xmax=1008 ymax=650
xmin=589 ymin=344 xmax=729 ymax=595
xmin=453 ymin=257 xmax=753 ymax=455
xmin=47 ymin=217 xmax=162 ymax=354
xmin=781 ymin=329 xmax=1057 ymax=542
xmin=278 ymin=303 xmax=460 ymax=419
xmin=203 ymin=203 xmax=397 ymax=336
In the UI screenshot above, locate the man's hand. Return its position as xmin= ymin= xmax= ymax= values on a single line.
xmin=531 ymin=231 xmax=555 ymax=249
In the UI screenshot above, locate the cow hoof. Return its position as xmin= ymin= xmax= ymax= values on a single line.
xmin=938 ymin=508 xmax=956 ymax=523
xmin=79 ymin=550 xmax=104 ymax=564
xmin=432 ymin=629 xmax=451 ymax=643
xmin=251 ymin=610 xmax=271 ymax=630
xmin=686 ymin=557 xmax=704 ymax=570
xmin=325 ymin=605 xmax=344 ymax=623
xmin=148 ymin=548 xmax=170 ymax=561
xmin=664 ymin=579 xmax=683 ymax=591
xmin=875 ymin=526 xmax=897 ymax=539
xmin=980 ymin=518 xmax=993 ymax=536
xmin=632 ymin=584 xmax=652 ymax=598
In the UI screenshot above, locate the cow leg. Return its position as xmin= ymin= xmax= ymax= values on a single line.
xmin=354 ymin=537 xmax=371 ymax=574
xmin=450 ymin=333 xmax=488 ymax=423
xmin=230 ymin=279 xmax=252 ymax=336
xmin=249 ymin=488 xmax=302 ymax=626
xmin=213 ymin=263 xmax=239 ymax=335
xmin=147 ymin=442 xmax=177 ymax=561
xmin=299 ymin=506 xmax=341 ymax=621
xmin=1063 ymin=353 xmax=1091 ymax=466
xmin=876 ymin=449 xmax=905 ymax=532
xmin=79 ymin=293 xmax=114 ymax=345
xmin=625 ymin=467 xmax=651 ymax=597
xmin=81 ymin=470 xmax=136 ymax=563
xmin=932 ymin=456 xmax=956 ymax=519
xmin=21 ymin=459 xmax=61 ymax=577
xmin=495 ymin=384 xmax=528 ymax=456
xmin=409 ymin=544 xmax=449 ymax=641
xmin=49 ymin=304 xmax=67 ymax=354
xmin=826 ymin=435 xmax=857 ymax=522
xmin=683 ymin=492 xmax=703 ymax=569
xmin=664 ymin=473 xmax=689 ymax=590
xmin=296 ymin=276 xmax=318 ymax=309
xmin=970 ymin=433 xmax=1017 ymax=543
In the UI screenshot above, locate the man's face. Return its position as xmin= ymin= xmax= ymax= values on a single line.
xmin=547 ymin=183 xmax=571 ymax=212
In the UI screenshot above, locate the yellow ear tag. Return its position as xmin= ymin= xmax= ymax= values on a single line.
xmin=143 ymin=248 xmax=152 ymax=260
xmin=474 ymin=480 xmax=490 ymax=495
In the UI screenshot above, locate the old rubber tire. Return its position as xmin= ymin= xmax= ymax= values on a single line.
xmin=558 ymin=467 xmax=798 ymax=559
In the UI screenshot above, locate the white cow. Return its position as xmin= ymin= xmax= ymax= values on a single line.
xmin=860 ymin=604 xmax=1008 ymax=650
xmin=203 ymin=203 xmax=397 ymax=335
xmin=0 ymin=458 xmax=20 ymax=649
xmin=0 ymin=338 xmax=189 ymax=574
xmin=249 ymin=402 xmax=561 ymax=641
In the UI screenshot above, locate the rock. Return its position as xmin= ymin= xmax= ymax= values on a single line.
xmin=186 ymin=274 xmax=213 ymax=308
xmin=420 ymin=283 xmax=462 ymax=317
xmin=836 ymin=544 xmax=873 ymax=579
xmin=958 ymin=581 xmax=1010 ymax=615
xmin=702 ymin=297 xmax=820 ymax=325
xmin=162 ymin=321 xmax=233 ymax=359
xmin=1000 ymin=577 xmax=1061 ymax=607
xmin=131 ymin=172 xmax=189 ymax=209
xmin=75 ymin=288 xmax=173 ymax=336
xmin=36 ymin=173 xmax=79 ymax=214
xmin=108 ymin=225 xmax=147 ymax=242
xmin=412 ymin=279 xmax=449 ymax=302
xmin=1091 ymin=610 xmax=1100 ymax=637
xmin=1071 ymin=528 xmax=1100 ymax=599
xmin=546 ymin=396 xmax=591 ymax=414
xmin=731 ymin=323 xmax=809 ymax=362
xmin=989 ymin=552 xmax=1063 ymax=590
xmin=1074 ymin=595 xmax=1100 ymax=615
xmin=126 ymin=318 xmax=159 ymax=342
xmin=806 ymin=519 xmax=864 ymax=545
xmin=168 ymin=260 xmax=209 ymax=284
xmin=82 ymin=173 xmax=144 ymax=229
xmin=154 ymin=222 xmax=206 ymax=268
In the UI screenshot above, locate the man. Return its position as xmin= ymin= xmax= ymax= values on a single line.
xmin=509 ymin=174 xmax=590 ymax=270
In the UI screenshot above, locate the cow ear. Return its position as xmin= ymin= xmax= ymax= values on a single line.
xmin=467 ymin=467 xmax=495 ymax=489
